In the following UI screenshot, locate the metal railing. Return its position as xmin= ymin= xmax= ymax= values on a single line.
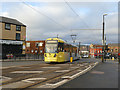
xmin=2 ymin=54 xmax=44 ymax=61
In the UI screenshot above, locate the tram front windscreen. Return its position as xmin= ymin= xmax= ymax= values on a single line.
xmin=45 ymin=41 xmax=58 ymax=53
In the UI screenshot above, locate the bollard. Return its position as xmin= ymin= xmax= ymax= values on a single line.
xmin=69 ymin=57 xmax=73 ymax=69
xmin=112 ymin=57 xmax=114 ymax=60
xmin=70 ymin=57 xmax=73 ymax=63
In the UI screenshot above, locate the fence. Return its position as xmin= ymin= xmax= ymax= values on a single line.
xmin=2 ymin=54 xmax=44 ymax=61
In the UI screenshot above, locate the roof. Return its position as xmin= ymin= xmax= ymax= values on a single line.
xmin=0 ymin=16 xmax=26 ymax=27
xmin=46 ymin=38 xmax=65 ymax=43
xmin=26 ymin=41 xmax=45 ymax=42
xmin=90 ymin=44 xmax=103 ymax=48
xmin=108 ymin=43 xmax=119 ymax=47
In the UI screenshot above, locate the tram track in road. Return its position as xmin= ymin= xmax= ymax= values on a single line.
xmin=2 ymin=63 xmax=77 ymax=86
xmin=2 ymin=63 xmax=57 ymax=85
xmin=9 ymin=62 xmax=95 ymax=89
xmin=1 ymin=62 xmax=97 ymax=89
xmin=18 ymin=63 xmax=95 ymax=89
xmin=2 ymin=63 xmax=55 ymax=75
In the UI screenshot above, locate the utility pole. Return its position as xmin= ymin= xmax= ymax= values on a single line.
xmin=102 ymin=14 xmax=107 ymax=63
xmin=70 ymin=34 xmax=77 ymax=44
xmin=79 ymin=42 xmax=81 ymax=56
xmin=70 ymin=34 xmax=77 ymax=59
xmin=104 ymin=34 xmax=106 ymax=61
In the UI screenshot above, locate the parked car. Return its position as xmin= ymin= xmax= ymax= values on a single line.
xmin=105 ymin=53 xmax=117 ymax=59
xmin=105 ymin=53 xmax=111 ymax=59
xmin=82 ymin=55 xmax=89 ymax=58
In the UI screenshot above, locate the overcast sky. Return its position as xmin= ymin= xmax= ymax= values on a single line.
xmin=0 ymin=0 xmax=118 ymax=45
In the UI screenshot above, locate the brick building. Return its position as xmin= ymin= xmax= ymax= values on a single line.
xmin=108 ymin=43 xmax=119 ymax=57
xmin=25 ymin=41 xmax=45 ymax=55
xmin=90 ymin=44 xmax=103 ymax=58
xmin=0 ymin=16 xmax=26 ymax=59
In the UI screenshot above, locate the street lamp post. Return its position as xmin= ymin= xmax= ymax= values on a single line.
xmin=79 ymin=42 xmax=81 ymax=57
xmin=104 ymin=34 xmax=107 ymax=61
xmin=102 ymin=14 xmax=107 ymax=62
xmin=70 ymin=34 xmax=77 ymax=44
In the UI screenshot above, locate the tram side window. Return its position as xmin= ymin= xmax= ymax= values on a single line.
xmin=75 ymin=50 xmax=77 ymax=56
xmin=64 ymin=44 xmax=66 ymax=52
xmin=58 ymin=43 xmax=64 ymax=52
xmin=64 ymin=44 xmax=69 ymax=52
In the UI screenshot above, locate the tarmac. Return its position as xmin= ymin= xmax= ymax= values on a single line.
xmin=57 ymin=60 xmax=119 ymax=88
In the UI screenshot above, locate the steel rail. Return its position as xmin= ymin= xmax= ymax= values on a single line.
xmin=17 ymin=63 xmax=92 ymax=89
xmin=2 ymin=64 xmax=57 ymax=85
xmin=2 ymin=63 xmax=78 ymax=86
xmin=2 ymin=63 xmax=53 ymax=75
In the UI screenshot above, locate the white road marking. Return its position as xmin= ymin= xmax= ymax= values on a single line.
xmin=0 ymin=76 xmax=12 ymax=83
xmin=22 ymin=80 xmax=34 ymax=83
xmin=79 ymin=64 xmax=84 ymax=66
xmin=70 ymin=65 xmax=92 ymax=79
xmin=36 ymin=62 xmax=99 ymax=89
xmin=0 ymin=66 xmax=17 ymax=69
xmin=70 ymin=62 xmax=98 ymax=79
xmin=22 ymin=78 xmax=46 ymax=83
xmin=70 ymin=67 xmax=79 ymax=68
xmin=83 ymin=63 xmax=88 ymax=65
xmin=0 ymin=67 xmax=8 ymax=69
xmin=0 ymin=76 xmax=12 ymax=80
xmin=36 ymin=80 xmax=68 ymax=88
xmin=90 ymin=71 xmax=104 ymax=74
xmin=26 ymin=78 xmax=46 ymax=80
xmin=77 ymin=69 xmax=82 ymax=71
xmin=11 ymin=71 xmax=43 ymax=73
xmin=55 ymin=70 xmax=70 ymax=73
xmin=42 ymin=67 xmax=60 ymax=69
xmin=53 ymin=79 xmax=68 ymax=86
xmin=61 ymin=76 xmax=72 ymax=79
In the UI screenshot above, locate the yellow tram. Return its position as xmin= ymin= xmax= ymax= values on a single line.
xmin=44 ymin=38 xmax=79 ymax=63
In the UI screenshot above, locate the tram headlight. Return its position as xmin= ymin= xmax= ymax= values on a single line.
xmin=54 ymin=54 xmax=57 ymax=57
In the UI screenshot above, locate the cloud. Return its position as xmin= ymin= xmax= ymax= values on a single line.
xmin=1 ymin=2 xmax=118 ymax=44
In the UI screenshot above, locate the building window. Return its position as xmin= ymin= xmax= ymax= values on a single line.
xmin=5 ymin=23 xmax=11 ymax=30
xmin=16 ymin=33 xmax=20 ymax=40
xmin=26 ymin=43 xmax=30 ymax=47
xmin=27 ymin=49 xmax=29 ymax=52
xmin=35 ymin=50 xmax=38 ymax=53
xmin=98 ymin=51 xmax=99 ymax=53
xmin=31 ymin=50 xmax=34 ymax=53
xmin=40 ymin=50 xmax=43 ymax=53
xmin=36 ymin=42 xmax=39 ymax=48
xmin=16 ymin=25 xmax=21 ymax=31
xmin=39 ymin=42 xmax=43 ymax=46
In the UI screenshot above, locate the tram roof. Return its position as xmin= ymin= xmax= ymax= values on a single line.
xmin=46 ymin=38 xmax=65 ymax=43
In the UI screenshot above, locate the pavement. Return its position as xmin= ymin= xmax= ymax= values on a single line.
xmin=57 ymin=60 xmax=118 ymax=88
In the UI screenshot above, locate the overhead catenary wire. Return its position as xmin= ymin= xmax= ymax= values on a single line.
xmin=20 ymin=0 xmax=103 ymax=44
xmin=64 ymin=0 xmax=79 ymax=17
xmin=71 ymin=29 xmax=102 ymax=31
xmin=64 ymin=0 xmax=90 ymax=29
xmin=21 ymin=1 xmax=68 ymax=30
